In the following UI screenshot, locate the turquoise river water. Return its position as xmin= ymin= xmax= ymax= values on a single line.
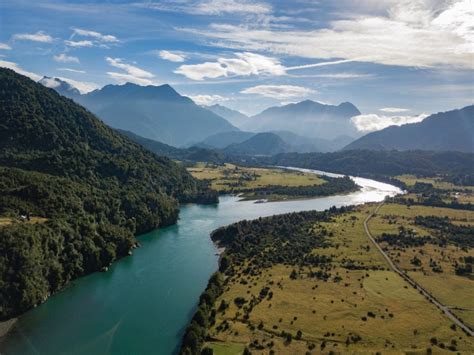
xmin=0 ymin=168 xmax=401 ymax=354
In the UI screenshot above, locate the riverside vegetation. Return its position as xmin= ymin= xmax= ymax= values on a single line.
xmin=0 ymin=69 xmax=217 ymax=319
xmin=187 ymin=163 xmax=358 ymax=201
xmin=181 ymin=174 xmax=474 ymax=354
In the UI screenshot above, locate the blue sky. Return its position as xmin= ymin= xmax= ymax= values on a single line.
xmin=0 ymin=0 xmax=472 ymax=131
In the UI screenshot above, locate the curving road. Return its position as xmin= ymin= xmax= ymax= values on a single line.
xmin=364 ymin=203 xmax=473 ymax=337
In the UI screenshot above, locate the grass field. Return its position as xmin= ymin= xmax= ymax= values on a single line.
xmin=204 ymin=206 xmax=474 ymax=353
xmin=369 ymin=202 xmax=474 ymax=330
xmin=187 ymin=163 xmax=327 ymax=201
xmin=396 ymin=175 xmax=474 ymax=191
xmin=188 ymin=163 xmax=325 ymax=192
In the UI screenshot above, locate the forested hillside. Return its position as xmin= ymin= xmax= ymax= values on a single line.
xmin=241 ymin=150 xmax=474 ymax=178
xmin=344 ymin=105 xmax=474 ymax=152
xmin=0 ymin=68 xmax=217 ymax=319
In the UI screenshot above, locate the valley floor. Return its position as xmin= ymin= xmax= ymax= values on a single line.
xmin=184 ymin=176 xmax=474 ymax=354
xmin=204 ymin=204 xmax=473 ymax=354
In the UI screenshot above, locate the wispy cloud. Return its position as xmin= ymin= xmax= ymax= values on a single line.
xmin=241 ymin=84 xmax=315 ymax=100
xmin=65 ymin=28 xmax=119 ymax=48
xmin=351 ymin=113 xmax=428 ymax=132
xmin=13 ymin=31 xmax=53 ymax=43
xmin=54 ymin=53 xmax=80 ymax=63
xmin=72 ymin=28 xmax=119 ymax=43
xmin=136 ymin=0 xmax=271 ymax=15
xmin=182 ymin=0 xmax=473 ymax=69
xmin=58 ymin=68 xmax=86 ymax=74
xmin=57 ymin=76 xmax=99 ymax=93
xmin=379 ymin=107 xmax=410 ymax=113
xmin=187 ymin=94 xmax=228 ymax=105
xmin=64 ymin=40 xmax=94 ymax=48
xmin=0 ymin=60 xmax=42 ymax=81
xmin=158 ymin=50 xmax=186 ymax=62
xmin=0 ymin=43 xmax=12 ymax=50
xmin=106 ymin=57 xmax=154 ymax=85
xmin=175 ymin=52 xmax=285 ymax=80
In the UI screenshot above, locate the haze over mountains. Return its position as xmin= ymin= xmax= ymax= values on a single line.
xmin=39 ymin=76 xmax=473 ymax=155
xmin=345 ymin=105 xmax=474 ymax=153
xmin=40 ymin=77 xmax=238 ymax=147
xmin=246 ymin=100 xmax=362 ymax=140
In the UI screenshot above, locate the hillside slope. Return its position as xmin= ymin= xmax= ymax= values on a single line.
xmin=41 ymin=78 xmax=238 ymax=147
xmin=223 ymin=132 xmax=290 ymax=156
xmin=246 ymin=100 xmax=361 ymax=140
xmin=0 ymin=68 xmax=216 ymax=318
xmin=344 ymin=105 xmax=474 ymax=153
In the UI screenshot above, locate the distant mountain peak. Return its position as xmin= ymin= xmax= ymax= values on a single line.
xmin=344 ymin=105 xmax=474 ymax=153
xmin=247 ymin=99 xmax=362 ymax=140
xmin=39 ymin=76 xmax=81 ymax=97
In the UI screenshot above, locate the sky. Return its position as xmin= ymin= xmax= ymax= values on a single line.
xmin=0 ymin=0 xmax=473 ymax=131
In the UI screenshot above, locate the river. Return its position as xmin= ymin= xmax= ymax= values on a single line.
xmin=0 ymin=168 xmax=401 ymax=355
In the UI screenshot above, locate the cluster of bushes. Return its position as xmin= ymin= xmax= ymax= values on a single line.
xmin=377 ymin=226 xmax=433 ymax=248
xmin=414 ymin=216 xmax=474 ymax=248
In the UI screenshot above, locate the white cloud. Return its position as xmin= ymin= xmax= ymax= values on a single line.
xmin=175 ymin=52 xmax=285 ymax=80
xmin=158 ymin=50 xmax=186 ymax=62
xmin=136 ymin=0 xmax=271 ymax=15
xmin=194 ymin=0 xmax=271 ymax=15
xmin=241 ymin=84 xmax=315 ymax=100
xmin=39 ymin=77 xmax=61 ymax=89
xmin=351 ymin=113 xmax=428 ymax=132
xmin=72 ymin=28 xmax=119 ymax=43
xmin=65 ymin=40 xmax=94 ymax=48
xmin=379 ymin=107 xmax=410 ymax=113
xmin=53 ymin=53 xmax=80 ymax=63
xmin=57 ymin=77 xmax=99 ymax=93
xmin=106 ymin=57 xmax=155 ymax=85
xmin=13 ymin=31 xmax=53 ymax=43
xmin=188 ymin=94 xmax=228 ymax=105
xmin=0 ymin=60 xmax=42 ymax=81
xmin=299 ymin=72 xmax=373 ymax=79
xmin=185 ymin=0 xmax=473 ymax=69
xmin=0 ymin=43 xmax=11 ymax=50
xmin=57 ymin=68 xmax=86 ymax=74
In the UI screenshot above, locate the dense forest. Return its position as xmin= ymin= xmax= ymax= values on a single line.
xmin=0 ymin=69 xmax=217 ymax=319
xmin=180 ymin=207 xmax=351 ymax=354
xmin=233 ymin=150 xmax=474 ymax=178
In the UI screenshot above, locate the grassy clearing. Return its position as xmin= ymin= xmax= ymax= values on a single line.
xmin=369 ymin=203 xmax=474 ymax=330
xmin=204 ymin=206 xmax=474 ymax=353
xmin=396 ymin=175 xmax=474 ymax=191
xmin=187 ymin=163 xmax=325 ymax=193
xmin=0 ymin=216 xmax=48 ymax=227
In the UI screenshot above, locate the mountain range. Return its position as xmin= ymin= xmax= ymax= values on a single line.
xmin=244 ymin=100 xmax=362 ymax=140
xmin=345 ymin=105 xmax=474 ymax=153
xmin=39 ymin=76 xmax=473 ymax=155
xmin=40 ymin=78 xmax=238 ymax=147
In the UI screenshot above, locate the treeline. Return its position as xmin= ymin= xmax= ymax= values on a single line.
xmin=0 ymin=68 xmax=217 ymax=319
xmin=235 ymin=176 xmax=358 ymax=199
xmin=230 ymin=150 xmax=474 ymax=178
xmin=414 ymin=216 xmax=474 ymax=248
xmin=180 ymin=206 xmax=352 ymax=354
xmin=377 ymin=217 xmax=473 ymax=250
xmin=390 ymin=182 xmax=474 ymax=211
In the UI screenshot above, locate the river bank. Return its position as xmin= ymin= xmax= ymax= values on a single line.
xmin=0 ymin=319 xmax=16 ymax=339
xmin=0 ymin=169 xmax=401 ymax=355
